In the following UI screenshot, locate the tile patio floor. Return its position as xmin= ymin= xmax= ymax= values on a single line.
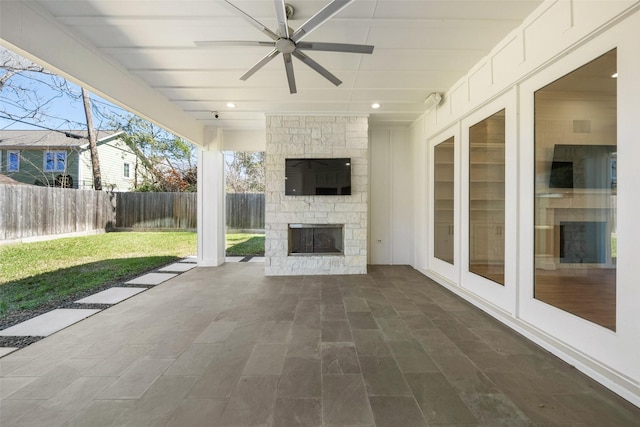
xmin=1 ymin=263 xmax=639 ymax=426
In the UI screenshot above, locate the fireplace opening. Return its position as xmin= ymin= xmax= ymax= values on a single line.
xmin=289 ymin=224 xmax=344 ymax=255
xmin=559 ymin=221 xmax=607 ymax=263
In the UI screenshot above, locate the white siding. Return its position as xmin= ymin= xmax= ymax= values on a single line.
xmin=410 ymin=0 xmax=640 ymax=406
xmin=78 ymin=138 xmax=138 ymax=191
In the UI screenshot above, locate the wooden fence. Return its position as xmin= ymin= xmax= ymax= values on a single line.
xmin=0 ymin=184 xmax=116 ymax=241
xmin=114 ymin=192 xmax=197 ymax=230
xmin=226 ymin=193 xmax=265 ymax=230
xmin=0 ymin=185 xmax=265 ymax=241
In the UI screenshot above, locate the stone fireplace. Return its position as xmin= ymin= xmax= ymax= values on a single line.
xmin=264 ymin=115 xmax=368 ymax=276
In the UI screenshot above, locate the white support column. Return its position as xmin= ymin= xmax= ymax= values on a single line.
xmin=197 ymin=127 xmax=225 ymax=266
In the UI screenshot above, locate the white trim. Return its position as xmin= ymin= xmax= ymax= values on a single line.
xmin=43 ymin=150 xmax=67 ymax=173
xmin=7 ymin=150 xmax=20 ymax=172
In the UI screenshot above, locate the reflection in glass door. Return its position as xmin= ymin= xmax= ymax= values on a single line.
xmin=469 ymin=110 xmax=505 ymax=285
xmin=534 ymin=49 xmax=617 ymax=330
xmin=434 ymin=137 xmax=455 ymax=264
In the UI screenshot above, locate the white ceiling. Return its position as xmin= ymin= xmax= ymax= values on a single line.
xmin=4 ymin=0 xmax=544 ymax=134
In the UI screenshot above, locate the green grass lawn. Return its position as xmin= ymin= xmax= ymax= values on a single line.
xmin=0 ymin=232 xmax=196 ymax=318
xmin=225 ymin=233 xmax=265 ymax=256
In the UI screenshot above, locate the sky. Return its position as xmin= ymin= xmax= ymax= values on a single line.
xmin=0 ymin=52 xmax=129 ymax=133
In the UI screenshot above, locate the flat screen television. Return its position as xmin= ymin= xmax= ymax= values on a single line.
xmin=548 ymin=144 xmax=616 ymax=189
xmin=285 ymin=158 xmax=351 ymax=196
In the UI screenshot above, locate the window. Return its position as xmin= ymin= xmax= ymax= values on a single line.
xmin=7 ymin=151 xmax=20 ymax=172
xmin=434 ymin=137 xmax=455 ymax=264
xmin=44 ymin=151 xmax=67 ymax=172
xmin=123 ymin=162 xmax=131 ymax=178
xmin=469 ymin=110 xmax=505 ymax=285
xmin=534 ymin=49 xmax=617 ymax=330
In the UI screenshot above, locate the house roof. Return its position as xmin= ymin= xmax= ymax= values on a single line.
xmin=0 ymin=130 xmax=121 ymax=150
xmin=0 ymin=173 xmax=27 ymax=185
xmin=0 ymin=0 xmax=544 ymax=142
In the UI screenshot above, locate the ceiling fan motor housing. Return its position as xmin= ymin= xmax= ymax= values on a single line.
xmin=285 ymin=4 xmax=294 ymax=19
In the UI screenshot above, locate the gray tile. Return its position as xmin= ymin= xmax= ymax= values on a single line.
xmin=273 ymin=398 xmax=321 ymax=427
xmin=347 ymin=311 xmax=379 ymax=330
xmin=0 ymin=377 xmax=36 ymax=399
xmin=64 ymin=400 xmax=135 ymax=427
xmin=322 ymin=374 xmax=374 ymax=425
xmin=243 ymin=343 xmax=287 ymax=375
xmin=6 ymin=365 xmax=81 ymax=400
xmin=219 ymin=375 xmax=279 ymax=426
xmin=41 ymin=376 xmax=115 ymax=412
xmin=259 ymin=321 xmax=293 ymax=342
xmin=359 ymin=356 xmax=412 ymax=396
xmin=97 ymin=358 xmax=172 ymax=399
xmin=369 ymin=396 xmax=428 ymax=427
xmin=165 ymin=398 xmax=228 ymax=427
xmin=343 ymin=296 xmax=370 ymax=312
xmin=375 ymin=317 xmax=414 ymax=341
xmin=193 ymin=321 xmax=236 ymax=343
xmin=188 ymin=344 xmax=250 ymax=398
xmin=114 ymin=374 xmax=198 ymax=427
xmin=321 ymin=320 xmax=353 ymax=342
xmin=164 ymin=343 xmax=219 ymax=376
xmin=406 ymin=372 xmax=478 ymax=425
xmin=388 ymin=340 xmax=440 ymax=373
xmin=399 ymin=311 xmax=436 ymax=330
xmin=322 ymin=304 xmax=347 ymax=320
xmin=278 ymin=357 xmax=321 ymax=397
xmin=322 ymin=342 xmax=361 ymax=375
xmin=287 ymin=326 xmax=321 ymax=359
xmin=460 ymin=392 xmax=532 ymax=426
xmin=0 ymin=347 xmax=18 ymax=358
xmin=352 ymin=330 xmax=391 ymax=357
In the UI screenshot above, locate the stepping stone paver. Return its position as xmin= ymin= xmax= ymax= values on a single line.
xmin=75 ymin=287 xmax=147 ymax=304
xmin=249 ymin=257 xmax=266 ymax=263
xmin=158 ymin=262 xmax=196 ymax=273
xmin=125 ymin=272 xmax=177 ymax=285
xmin=225 ymin=257 xmax=244 ymax=263
xmin=0 ymin=309 xmax=100 ymax=337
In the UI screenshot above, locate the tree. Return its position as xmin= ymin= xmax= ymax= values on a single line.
xmin=225 ymin=151 xmax=265 ymax=193
xmin=2 ymin=46 xmax=197 ymax=192
xmin=114 ymin=115 xmax=197 ymax=192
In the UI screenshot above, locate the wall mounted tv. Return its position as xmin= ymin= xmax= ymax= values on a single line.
xmin=548 ymin=144 xmax=616 ymax=189
xmin=285 ymin=158 xmax=351 ymax=196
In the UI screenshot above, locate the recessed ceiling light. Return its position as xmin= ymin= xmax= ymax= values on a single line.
xmin=371 ymin=103 xmax=380 ymax=109
xmin=227 ymin=102 xmax=236 ymax=108
xmin=611 ymin=72 xmax=618 ymax=78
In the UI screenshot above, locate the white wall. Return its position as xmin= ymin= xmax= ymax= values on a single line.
xmin=410 ymin=0 xmax=640 ymax=406
xmin=369 ymin=128 xmax=414 ymax=265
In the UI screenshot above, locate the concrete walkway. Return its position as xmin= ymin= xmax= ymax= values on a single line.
xmin=1 ymin=263 xmax=639 ymax=426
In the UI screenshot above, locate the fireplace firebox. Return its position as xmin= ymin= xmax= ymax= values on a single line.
xmin=289 ymin=224 xmax=344 ymax=255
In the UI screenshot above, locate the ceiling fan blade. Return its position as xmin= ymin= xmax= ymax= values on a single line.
xmin=194 ymin=40 xmax=276 ymax=48
xmin=223 ymin=0 xmax=279 ymax=41
xmin=241 ymin=49 xmax=281 ymax=81
xmin=296 ymin=41 xmax=374 ymax=54
xmin=274 ymin=0 xmax=290 ymax=39
xmin=291 ymin=0 xmax=354 ymax=43
xmin=292 ymin=50 xmax=342 ymax=87
xmin=283 ymin=53 xmax=297 ymax=94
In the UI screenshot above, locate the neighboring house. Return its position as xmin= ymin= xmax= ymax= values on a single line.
xmin=0 ymin=130 xmax=142 ymax=191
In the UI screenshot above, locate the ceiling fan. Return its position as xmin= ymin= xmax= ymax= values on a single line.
xmin=195 ymin=0 xmax=374 ymax=94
